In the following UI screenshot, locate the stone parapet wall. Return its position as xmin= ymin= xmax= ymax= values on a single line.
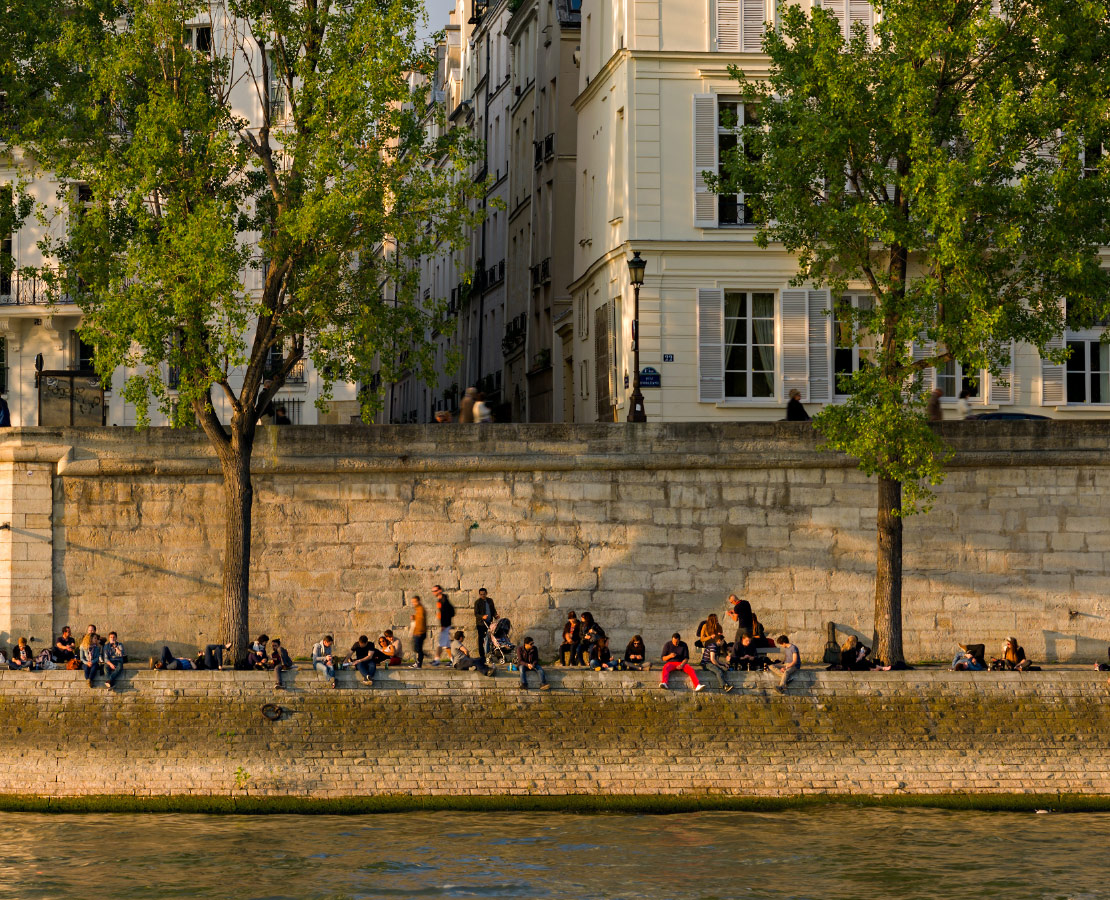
xmin=0 ymin=422 xmax=1106 ymax=661
xmin=0 ymin=670 xmax=1107 ymax=800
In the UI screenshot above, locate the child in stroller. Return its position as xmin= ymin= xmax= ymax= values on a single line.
xmin=485 ymin=617 xmax=516 ymax=667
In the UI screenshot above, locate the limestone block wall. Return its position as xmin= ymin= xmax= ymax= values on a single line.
xmin=0 ymin=669 xmax=1107 ymax=800
xmin=0 ymin=422 xmax=1107 ymax=662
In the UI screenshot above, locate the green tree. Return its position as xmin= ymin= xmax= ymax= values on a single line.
xmin=15 ymin=0 xmax=483 ymax=663
xmin=717 ymin=0 xmax=1110 ymax=663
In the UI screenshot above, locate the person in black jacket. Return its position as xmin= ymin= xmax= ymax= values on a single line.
xmin=577 ymin=612 xmax=605 ymax=666
xmin=473 ymin=588 xmax=497 ymax=658
xmin=431 ymin=584 xmax=455 ymax=666
xmin=622 ymin=635 xmax=650 ymax=671
xmin=785 ymin=389 xmax=810 ymax=421
xmin=559 ymin=611 xmax=581 ymax=666
xmin=271 ymin=639 xmax=295 ymax=689
xmin=517 ymin=636 xmax=550 ymax=690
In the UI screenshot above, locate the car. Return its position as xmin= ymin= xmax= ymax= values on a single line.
xmin=963 ymin=412 xmax=1051 ymax=421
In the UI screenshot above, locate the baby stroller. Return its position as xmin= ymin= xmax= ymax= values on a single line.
xmin=485 ymin=617 xmax=516 ymax=667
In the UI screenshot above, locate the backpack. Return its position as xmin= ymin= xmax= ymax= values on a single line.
xmin=694 ymin=619 xmax=708 ymax=648
xmin=822 ymin=622 xmax=841 ymax=665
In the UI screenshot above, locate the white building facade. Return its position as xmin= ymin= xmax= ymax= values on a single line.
xmin=564 ymin=0 xmax=1110 ymax=423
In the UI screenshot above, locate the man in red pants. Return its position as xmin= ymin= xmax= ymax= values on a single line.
xmin=659 ymin=633 xmax=705 ymax=692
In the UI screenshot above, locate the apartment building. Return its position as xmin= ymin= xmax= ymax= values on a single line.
xmin=0 ymin=13 xmax=362 ymax=427
xmin=386 ymin=0 xmax=581 ymax=424
xmin=564 ymin=0 xmax=1110 ymax=423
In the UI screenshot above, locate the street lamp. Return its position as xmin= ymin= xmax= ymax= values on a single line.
xmin=626 ymin=251 xmax=647 ymax=422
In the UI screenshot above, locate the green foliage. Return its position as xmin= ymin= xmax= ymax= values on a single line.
xmin=15 ymin=0 xmax=484 ymax=436
xmin=717 ymin=0 xmax=1110 ymax=511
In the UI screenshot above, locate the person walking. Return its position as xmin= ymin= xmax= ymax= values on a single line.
xmin=409 ymin=595 xmax=428 ymax=668
xmin=473 ymin=588 xmax=497 ymax=659
xmin=474 ymin=392 xmax=492 ymax=423
xmin=785 ymin=388 xmax=810 ymax=421
xmin=431 ymin=584 xmax=454 ymax=666
xmin=927 ymin=387 xmax=943 ymax=422
xmin=768 ymin=634 xmax=801 ymax=693
xmin=312 ymin=634 xmax=338 ymax=688
xmin=517 ymin=636 xmax=550 ymax=690
xmin=103 ymin=631 xmax=125 ymax=691
xmin=458 ymin=387 xmax=477 ymax=423
xmin=659 ymin=633 xmax=704 ymax=692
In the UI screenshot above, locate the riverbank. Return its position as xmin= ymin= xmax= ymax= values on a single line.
xmin=1 ymin=668 xmax=1107 ymax=809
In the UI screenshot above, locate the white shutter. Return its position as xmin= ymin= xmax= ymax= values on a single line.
xmin=808 ymin=289 xmax=832 ymax=402
xmin=1041 ymin=298 xmax=1066 ymax=405
xmin=697 ymin=288 xmax=725 ymax=402
xmin=913 ymin=334 xmax=935 ymax=392
xmin=989 ymin=341 xmax=1015 ymax=405
xmin=694 ymin=94 xmax=718 ymax=229
xmin=717 ymin=0 xmax=741 ymax=52
xmin=781 ymin=289 xmax=810 ymax=401
xmin=848 ymin=0 xmax=873 ymax=44
xmin=823 ymin=0 xmax=848 ymax=39
xmin=742 ymin=0 xmax=765 ymax=51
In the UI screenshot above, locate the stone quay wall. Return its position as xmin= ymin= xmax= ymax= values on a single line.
xmin=0 ymin=669 xmax=1107 ymax=801
xmin=0 ymin=422 xmax=1108 ymax=662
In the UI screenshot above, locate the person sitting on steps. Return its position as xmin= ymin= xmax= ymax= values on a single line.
xmin=622 ymin=635 xmax=650 ymax=671
xmin=451 ymin=630 xmax=494 ymax=677
xmin=659 ymin=633 xmax=705 ymax=692
xmin=517 ymin=636 xmax=550 ymax=690
xmin=767 ymin=634 xmax=801 ymax=693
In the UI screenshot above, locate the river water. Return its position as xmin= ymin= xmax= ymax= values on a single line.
xmin=0 ymin=808 xmax=1106 ymax=899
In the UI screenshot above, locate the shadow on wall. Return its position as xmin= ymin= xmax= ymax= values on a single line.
xmin=41 ymin=422 xmax=1110 ymax=663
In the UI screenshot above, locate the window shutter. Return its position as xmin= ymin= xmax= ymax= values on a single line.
xmin=693 ymin=94 xmax=718 ymax=228
xmin=848 ymin=0 xmax=873 ymax=44
xmin=1041 ymin=299 xmax=1066 ymax=405
xmin=717 ymin=0 xmax=740 ymax=52
xmin=608 ymin=299 xmax=618 ymax=403
xmin=781 ymin=289 xmax=810 ymax=401
xmin=989 ymin=341 xmax=1015 ymax=405
xmin=912 ymin=335 xmax=935 ymax=392
xmin=807 ymin=289 xmax=832 ymax=402
xmin=697 ymin=288 xmax=725 ymax=402
xmin=741 ymin=0 xmax=765 ymax=51
xmin=823 ymin=0 xmax=848 ymax=39
xmin=595 ymin=303 xmax=613 ymax=421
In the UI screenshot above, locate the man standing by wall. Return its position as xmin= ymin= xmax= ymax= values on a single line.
xmin=473 ymin=588 xmax=497 ymax=659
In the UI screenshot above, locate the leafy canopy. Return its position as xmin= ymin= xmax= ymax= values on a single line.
xmin=718 ymin=0 xmax=1110 ymax=509
xmin=19 ymin=0 xmax=483 ymax=437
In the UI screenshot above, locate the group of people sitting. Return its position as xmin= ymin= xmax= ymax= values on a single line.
xmin=0 ymin=625 xmax=128 ymax=690
xmin=950 ymin=638 xmax=1040 ymax=672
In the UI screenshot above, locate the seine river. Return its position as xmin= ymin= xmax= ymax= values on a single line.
xmin=0 ymin=808 xmax=1107 ymax=899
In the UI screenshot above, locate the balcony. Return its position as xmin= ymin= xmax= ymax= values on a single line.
xmin=501 ymin=311 xmax=527 ymax=357
xmin=540 ymin=257 xmax=551 ymax=284
xmin=0 ymin=273 xmax=73 ymax=307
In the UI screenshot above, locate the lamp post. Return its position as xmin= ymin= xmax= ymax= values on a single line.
xmin=626 ymin=250 xmax=647 ymax=422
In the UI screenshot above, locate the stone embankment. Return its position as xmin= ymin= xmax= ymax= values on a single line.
xmin=2 ymin=421 xmax=1109 ymax=662
xmin=0 ymin=669 xmax=1107 ymax=806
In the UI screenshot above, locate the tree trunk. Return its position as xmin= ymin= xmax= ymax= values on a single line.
xmin=218 ymin=430 xmax=254 ymax=667
xmin=874 ymin=475 xmax=904 ymax=666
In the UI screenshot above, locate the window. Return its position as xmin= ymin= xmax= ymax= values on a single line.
xmin=716 ymin=0 xmax=769 ymax=52
xmin=717 ymin=100 xmax=758 ymax=226
xmin=1066 ymin=340 xmax=1109 ymax=404
xmin=724 ymin=291 xmax=775 ymax=399
xmin=185 ymin=25 xmax=212 ymax=53
xmin=73 ymin=334 xmax=96 ymax=371
xmin=267 ymin=50 xmax=286 ymax=122
xmin=935 ymin=360 xmax=980 ymax=400
xmin=1 ymin=184 xmax=12 ymax=298
xmin=833 ymin=293 xmax=874 ymax=395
